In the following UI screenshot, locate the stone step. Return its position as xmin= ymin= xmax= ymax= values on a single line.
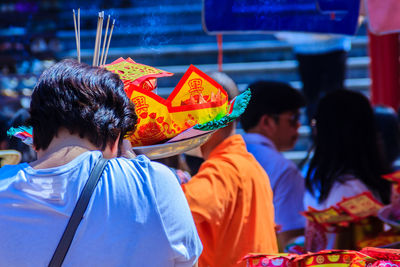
xmin=151 ymin=56 xmax=370 ymax=87
xmin=155 ymin=78 xmax=370 ymax=100
xmin=59 ymin=36 xmax=369 ymax=66
xmin=57 ymin=28 xmax=284 ymax=51
xmin=57 ymin=3 xmax=203 ymax=31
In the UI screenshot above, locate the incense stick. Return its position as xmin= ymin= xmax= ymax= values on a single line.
xmin=100 ymin=15 xmax=110 ymax=67
xmin=96 ymin=11 xmax=104 ymax=66
xmin=77 ymin=8 xmax=80 ymax=63
xmin=73 ymin=9 xmax=79 ymax=62
xmin=93 ymin=12 xmax=101 ymax=66
xmin=103 ymin=19 xmax=115 ymax=66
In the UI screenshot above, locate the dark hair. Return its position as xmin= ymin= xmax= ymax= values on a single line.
xmin=374 ymin=105 xmax=400 ymax=169
xmin=0 ymin=113 xmax=9 ymax=144
xmin=28 ymin=59 xmax=137 ymax=151
xmin=240 ymin=80 xmax=306 ymax=131
xmin=306 ymin=90 xmax=391 ymax=204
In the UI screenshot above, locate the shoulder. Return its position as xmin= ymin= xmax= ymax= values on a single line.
xmin=108 ymin=155 xmax=172 ymax=178
xmin=331 ymin=178 xmax=369 ymax=193
xmin=255 ymin=148 xmax=297 ymax=180
xmin=324 ymin=177 xmax=370 ymax=207
xmin=0 ymin=164 xmax=26 ymax=183
xmin=0 ymin=164 xmax=28 ymax=195
xmin=106 ymin=155 xmax=178 ymax=197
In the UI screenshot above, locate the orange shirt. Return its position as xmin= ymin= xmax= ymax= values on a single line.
xmin=183 ymin=135 xmax=278 ymax=267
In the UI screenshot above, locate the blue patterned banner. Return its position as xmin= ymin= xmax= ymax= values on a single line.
xmin=203 ymin=0 xmax=360 ymax=35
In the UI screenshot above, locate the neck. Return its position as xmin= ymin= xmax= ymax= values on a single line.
xmin=201 ymin=123 xmax=236 ymax=160
xmin=247 ymin=128 xmax=284 ymax=150
xmin=31 ymin=129 xmax=99 ymax=169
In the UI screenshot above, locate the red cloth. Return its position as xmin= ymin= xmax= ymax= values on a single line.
xmin=367 ymin=0 xmax=400 ymax=34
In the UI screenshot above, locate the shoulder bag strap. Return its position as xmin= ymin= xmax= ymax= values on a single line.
xmin=48 ymin=157 xmax=109 ymax=267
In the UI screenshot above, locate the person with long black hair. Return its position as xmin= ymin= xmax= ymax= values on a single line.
xmin=305 ymin=89 xmax=391 ymax=250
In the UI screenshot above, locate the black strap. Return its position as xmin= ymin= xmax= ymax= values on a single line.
xmin=48 ymin=157 xmax=109 ymax=267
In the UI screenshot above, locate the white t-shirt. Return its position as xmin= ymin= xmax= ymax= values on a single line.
xmin=304 ymin=178 xmax=370 ymax=210
xmin=0 ymin=151 xmax=202 ymax=267
xmin=304 ymin=177 xmax=370 ymax=249
xmin=243 ymin=133 xmax=305 ymax=232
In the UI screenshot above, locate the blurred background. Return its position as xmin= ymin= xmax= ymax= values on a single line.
xmin=0 ymin=0 xmax=371 ymax=159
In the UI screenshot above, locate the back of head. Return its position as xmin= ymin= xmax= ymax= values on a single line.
xmin=307 ymin=89 xmax=390 ymax=204
xmin=314 ymin=90 xmax=375 ymax=153
xmin=208 ymin=72 xmax=239 ymax=101
xmin=200 ymin=72 xmax=239 ymax=159
xmin=240 ymin=80 xmax=306 ymax=131
xmin=28 ymin=59 xmax=137 ymax=151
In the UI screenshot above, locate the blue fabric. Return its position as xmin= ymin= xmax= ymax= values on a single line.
xmin=0 ymin=151 xmax=202 ymax=266
xmin=243 ymin=133 xmax=306 ymax=232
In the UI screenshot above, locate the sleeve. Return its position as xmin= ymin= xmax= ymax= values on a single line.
xmin=273 ymin=165 xmax=306 ymax=232
xmin=149 ymin=162 xmax=203 ymax=267
xmin=182 ymin=160 xmax=234 ymax=225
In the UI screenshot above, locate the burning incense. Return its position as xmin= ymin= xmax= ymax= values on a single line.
xmin=93 ymin=12 xmax=101 ymax=66
xmin=100 ymin=15 xmax=110 ymax=67
xmin=103 ymin=19 xmax=115 ymax=66
xmin=77 ymin=8 xmax=80 ymax=63
xmin=96 ymin=11 xmax=104 ymax=66
xmin=73 ymin=9 xmax=80 ymax=62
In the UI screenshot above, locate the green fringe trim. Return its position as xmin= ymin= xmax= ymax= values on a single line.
xmin=7 ymin=126 xmax=33 ymax=137
xmin=194 ymin=89 xmax=251 ymax=131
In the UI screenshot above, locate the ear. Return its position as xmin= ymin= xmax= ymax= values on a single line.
xmin=0 ymin=140 xmax=8 ymax=150
xmin=258 ymin=114 xmax=277 ymax=134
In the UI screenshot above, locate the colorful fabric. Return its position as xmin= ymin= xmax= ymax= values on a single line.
xmin=194 ymin=89 xmax=251 ymax=131
xmin=241 ymin=248 xmax=400 ymax=267
xmin=182 ymin=135 xmax=278 ymax=267
xmin=125 ymin=65 xmax=230 ymax=146
xmin=7 ymin=126 xmax=33 ymax=146
xmin=104 ymin=57 xmax=173 ymax=94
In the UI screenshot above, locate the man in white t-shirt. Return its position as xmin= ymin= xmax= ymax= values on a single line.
xmin=240 ymin=80 xmax=306 ymax=251
xmin=0 ymin=59 xmax=202 ymax=266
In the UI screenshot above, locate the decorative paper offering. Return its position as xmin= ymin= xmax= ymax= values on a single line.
xmin=382 ymin=170 xmax=400 ymax=183
xmin=106 ymin=59 xmax=251 ymax=146
xmin=337 ymin=192 xmax=383 ymax=220
xmin=9 ymin=59 xmax=251 ymax=150
xmin=7 ymin=126 xmax=33 ymax=146
xmin=241 ymin=248 xmax=400 ymax=267
xmin=240 ymin=253 xmax=298 ymax=267
xmin=104 ymin=57 xmax=173 ymax=96
xmin=302 ymin=192 xmax=383 ymax=230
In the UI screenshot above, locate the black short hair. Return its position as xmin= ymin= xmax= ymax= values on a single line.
xmin=28 ymin=59 xmax=137 ymax=151
xmin=240 ymin=80 xmax=306 ymax=131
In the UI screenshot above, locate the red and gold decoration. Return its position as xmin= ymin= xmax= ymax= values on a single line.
xmin=241 ymin=248 xmax=400 ymax=267
xmin=106 ymin=61 xmax=230 ymax=146
xmin=104 ymin=57 xmax=173 ymax=96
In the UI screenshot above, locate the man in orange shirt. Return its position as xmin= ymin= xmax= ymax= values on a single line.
xmin=182 ymin=72 xmax=278 ymax=267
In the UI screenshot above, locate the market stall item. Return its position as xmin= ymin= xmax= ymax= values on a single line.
xmin=106 ymin=60 xmax=250 ymax=147
xmin=104 ymin=57 xmax=173 ymax=95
